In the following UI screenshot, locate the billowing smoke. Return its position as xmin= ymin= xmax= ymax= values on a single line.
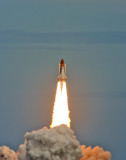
xmin=18 ymin=124 xmax=82 ymax=160
xmin=17 ymin=142 xmax=28 ymax=160
xmin=0 ymin=146 xmax=18 ymax=160
xmin=80 ymin=145 xmax=111 ymax=160
xmin=0 ymin=125 xmax=112 ymax=160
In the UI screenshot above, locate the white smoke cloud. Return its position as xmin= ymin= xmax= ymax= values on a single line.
xmin=18 ymin=124 xmax=83 ymax=160
xmin=18 ymin=142 xmax=30 ymax=160
xmin=80 ymin=145 xmax=111 ymax=160
xmin=0 ymin=146 xmax=18 ymax=160
xmin=0 ymin=125 xmax=112 ymax=160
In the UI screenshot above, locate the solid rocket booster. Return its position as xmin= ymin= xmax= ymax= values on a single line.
xmin=58 ymin=59 xmax=67 ymax=81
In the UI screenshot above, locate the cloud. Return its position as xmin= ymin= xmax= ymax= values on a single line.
xmin=18 ymin=124 xmax=82 ymax=160
xmin=0 ymin=146 xmax=18 ymax=160
xmin=0 ymin=125 xmax=112 ymax=160
xmin=80 ymin=145 xmax=111 ymax=160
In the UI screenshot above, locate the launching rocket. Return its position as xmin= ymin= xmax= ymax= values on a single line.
xmin=58 ymin=59 xmax=67 ymax=81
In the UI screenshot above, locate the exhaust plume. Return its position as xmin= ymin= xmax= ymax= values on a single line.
xmin=0 ymin=127 xmax=112 ymax=160
xmin=80 ymin=145 xmax=111 ymax=160
xmin=50 ymin=81 xmax=71 ymax=128
xmin=0 ymin=146 xmax=18 ymax=160
xmin=18 ymin=125 xmax=82 ymax=160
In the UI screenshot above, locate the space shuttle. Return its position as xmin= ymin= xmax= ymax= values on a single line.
xmin=58 ymin=59 xmax=67 ymax=81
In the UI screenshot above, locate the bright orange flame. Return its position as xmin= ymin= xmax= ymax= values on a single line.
xmin=50 ymin=81 xmax=71 ymax=128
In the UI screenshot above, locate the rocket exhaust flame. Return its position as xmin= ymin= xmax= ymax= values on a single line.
xmin=50 ymin=59 xmax=71 ymax=128
xmin=50 ymin=81 xmax=71 ymax=128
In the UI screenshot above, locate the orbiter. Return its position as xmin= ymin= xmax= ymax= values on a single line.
xmin=58 ymin=59 xmax=67 ymax=81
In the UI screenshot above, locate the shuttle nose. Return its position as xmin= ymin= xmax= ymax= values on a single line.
xmin=60 ymin=59 xmax=64 ymax=65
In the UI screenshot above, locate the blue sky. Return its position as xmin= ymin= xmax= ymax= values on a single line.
xmin=0 ymin=0 xmax=126 ymax=32
xmin=0 ymin=1 xmax=126 ymax=160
